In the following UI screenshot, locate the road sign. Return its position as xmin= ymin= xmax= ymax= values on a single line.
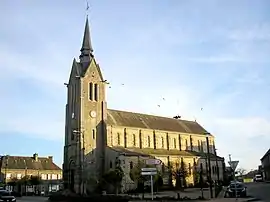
xmin=228 ymin=160 xmax=239 ymax=171
xmin=146 ymin=159 xmax=161 ymax=165
xmin=141 ymin=171 xmax=157 ymax=176
xmin=141 ymin=167 xmax=157 ymax=172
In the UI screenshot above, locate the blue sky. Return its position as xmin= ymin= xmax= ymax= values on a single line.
xmin=1 ymin=0 xmax=270 ymax=171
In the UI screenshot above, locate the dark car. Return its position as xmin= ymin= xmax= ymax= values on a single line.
xmin=0 ymin=190 xmax=16 ymax=202
xmin=225 ymin=182 xmax=247 ymax=198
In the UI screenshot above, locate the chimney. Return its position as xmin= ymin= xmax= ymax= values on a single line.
xmin=48 ymin=156 xmax=53 ymax=162
xmin=33 ymin=153 xmax=38 ymax=161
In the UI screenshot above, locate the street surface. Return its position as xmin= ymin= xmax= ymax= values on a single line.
xmin=245 ymin=182 xmax=270 ymax=201
xmin=17 ymin=196 xmax=48 ymax=202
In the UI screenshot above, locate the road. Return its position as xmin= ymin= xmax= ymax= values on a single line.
xmin=17 ymin=196 xmax=49 ymax=202
xmin=246 ymin=182 xmax=270 ymax=201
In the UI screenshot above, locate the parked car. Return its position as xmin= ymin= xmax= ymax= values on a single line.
xmin=0 ymin=190 xmax=16 ymax=202
xmin=253 ymin=174 xmax=263 ymax=182
xmin=225 ymin=182 xmax=247 ymax=198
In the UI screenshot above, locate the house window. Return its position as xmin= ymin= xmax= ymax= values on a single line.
xmin=52 ymin=174 xmax=57 ymax=180
xmin=147 ymin=136 xmax=151 ymax=147
xmin=161 ymin=137 xmax=164 ymax=148
xmin=117 ymin=133 xmax=121 ymax=145
xmin=188 ymin=163 xmax=191 ymax=174
xmin=17 ymin=174 xmax=22 ymax=179
xmin=173 ymin=138 xmax=177 ymax=149
xmin=58 ymin=174 xmax=62 ymax=179
xmin=133 ymin=134 xmax=136 ymax=146
xmin=92 ymin=129 xmax=95 ymax=139
xmin=41 ymin=174 xmax=47 ymax=180
xmin=198 ymin=140 xmax=201 ymax=151
xmin=47 ymin=174 xmax=51 ymax=180
xmin=6 ymin=173 xmax=11 ymax=179
xmin=201 ymin=141 xmax=204 ymax=152
xmin=89 ymin=83 xmax=93 ymax=100
xmin=94 ymin=83 xmax=98 ymax=101
xmin=185 ymin=139 xmax=188 ymax=150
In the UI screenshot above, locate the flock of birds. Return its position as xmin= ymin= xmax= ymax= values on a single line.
xmin=102 ymin=79 xmax=204 ymax=122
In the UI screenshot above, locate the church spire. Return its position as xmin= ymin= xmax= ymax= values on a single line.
xmin=80 ymin=17 xmax=94 ymax=63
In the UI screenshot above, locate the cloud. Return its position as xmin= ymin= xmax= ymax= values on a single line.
xmin=228 ymin=24 xmax=270 ymax=41
xmin=0 ymin=0 xmax=270 ymax=171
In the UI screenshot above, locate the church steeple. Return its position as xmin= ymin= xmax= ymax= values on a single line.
xmin=80 ymin=17 xmax=94 ymax=63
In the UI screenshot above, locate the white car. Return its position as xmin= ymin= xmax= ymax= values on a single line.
xmin=254 ymin=174 xmax=263 ymax=182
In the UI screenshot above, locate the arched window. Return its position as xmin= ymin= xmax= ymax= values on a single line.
xmin=94 ymin=83 xmax=98 ymax=101
xmin=133 ymin=134 xmax=136 ymax=146
xmin=161 ymin=137 xmax=164 ymax=148
xmin=89 ymin=82 xmax=93 ymax=100
xmin=130 ymin=162 xmax=133 ymax=169
xmin=92 ymin=129 xmax=95 ymax=139
xmin=173 ymin=138 xmax=177 ymax=149
xmin=117 ymin=133 xmax=121 ymax=145
xmin=109 ymin=161 xmax=113 ymax=168
xmin=147 ymin=136 xmax=151 ymax=147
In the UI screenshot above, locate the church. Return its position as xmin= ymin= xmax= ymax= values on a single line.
xmin=63 ymin=17 xmax=225 ymax=194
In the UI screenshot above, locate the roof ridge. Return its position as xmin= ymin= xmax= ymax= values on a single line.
xmin=107 ymin=108 xmax=196 ymax=123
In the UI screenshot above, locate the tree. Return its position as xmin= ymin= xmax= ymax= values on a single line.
xmin=102 ymin=160 xmax=124 ymax=194
xmin=236 ymin=168 xmax=246 ymax=177
xmin=129 ymin=160 xmax=161 ymax=192
xmin=29 ymin=176 xmax=41 ymax=185
xmin=19 ymin=175 xmax=31 ymax=186
xmin=7 ymin=177 xmax=19 ymax=187
xmin=169 ymin=160 xmax=189 ymax=189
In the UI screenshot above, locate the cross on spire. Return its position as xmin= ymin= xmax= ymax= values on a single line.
xmin=86 ymin=1 xmax=90 ymax=16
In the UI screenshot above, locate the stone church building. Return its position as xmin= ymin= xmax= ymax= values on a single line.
xmin=63 ymin=17 xmax=225 ymax=194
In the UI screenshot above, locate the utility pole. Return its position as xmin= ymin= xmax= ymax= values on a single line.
xmin=206 ymin=137 xmax=213 ymax=198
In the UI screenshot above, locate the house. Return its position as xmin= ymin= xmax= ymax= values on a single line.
xmin=0 ymin=153 xmax=62 ymax=194
xmin=261 ymin=149 xmax=270 ymax=181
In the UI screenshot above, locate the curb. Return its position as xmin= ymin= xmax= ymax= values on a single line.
xmin=245 ymin=198 xmax=262 ymax=202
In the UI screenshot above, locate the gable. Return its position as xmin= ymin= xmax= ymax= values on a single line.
xmin=80 ymin=58 xmax=103 ymax=81
xmin=68 ymin=58 xmax=81 ymax=84
xmin=107 ymin=109 xmax=209 ymax=135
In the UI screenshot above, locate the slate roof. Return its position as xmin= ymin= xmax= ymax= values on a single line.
xmin=110 ymin=146 xmax=223 ymax=160
xmin=0 ymin=156 xmax=61 ymax=171
xmin=107 ymin=109 xmax=209 ymax=135
xmin=261 ymin=148 xmax=270 ymax=161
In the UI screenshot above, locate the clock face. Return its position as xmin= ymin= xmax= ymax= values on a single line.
xmin=90 ymin=110 xmax=97 ymax=118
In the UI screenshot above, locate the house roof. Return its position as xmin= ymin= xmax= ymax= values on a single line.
xmin=261 ymin=148 xmax=270 ymax=161
xmin=0 ymin=156 xmax=61 ymax=171
xmin=107 ymin=109 xmax=209 ymax=135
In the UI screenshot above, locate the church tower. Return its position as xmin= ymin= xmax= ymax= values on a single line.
xmin=63 ymin=17 xmax=107 ymax=194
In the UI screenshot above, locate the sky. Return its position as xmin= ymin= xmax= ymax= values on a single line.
xmin=0 ymin=0 xmax=270 ymax=171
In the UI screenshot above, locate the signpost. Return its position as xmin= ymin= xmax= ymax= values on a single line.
xmin=145 ymin=159 xmax=161 ymax=165
xmin=228 ymin=160 xmax=239 ymax=171
xmin=228 ymin=155 xmax=239 ymax=198
xmin=141 ymin=167 xmax=157 ymax=200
